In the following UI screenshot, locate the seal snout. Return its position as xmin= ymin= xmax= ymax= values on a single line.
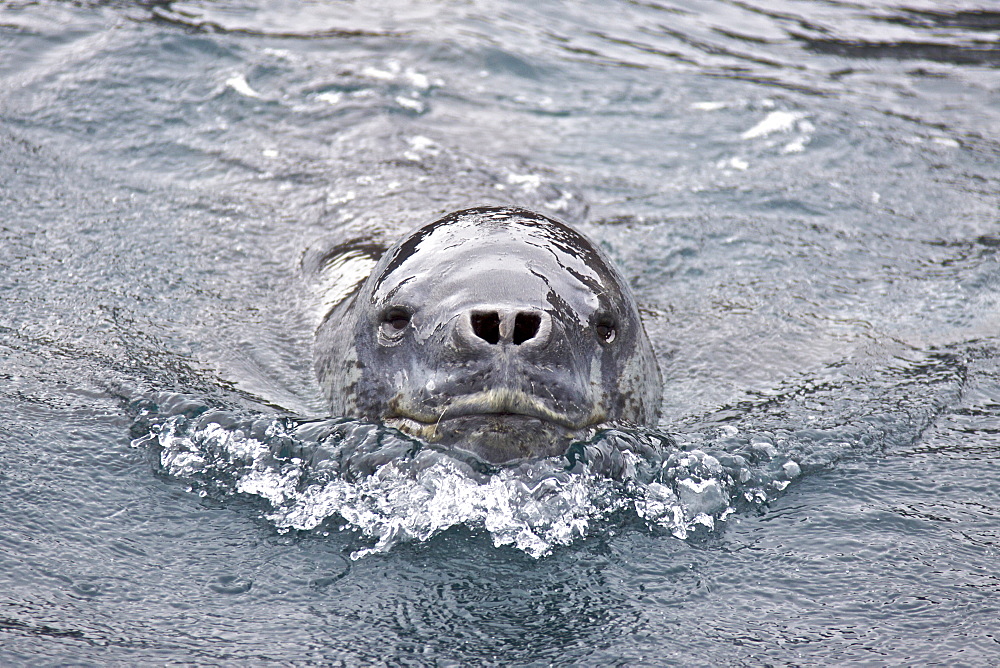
xmin=458 ymin=308 xmax=552 ymax=349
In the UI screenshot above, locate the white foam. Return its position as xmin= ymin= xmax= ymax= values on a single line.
xmin=742 ymin=110 xmax=807 ymax=140
xmin=507 ymin=172 xmax=543 ymax=192
xmin=395 ymin=96 xmax=425 ymax=113
xmin=690 ymin=101 xmax=728 ymax=111
xmin=718 ymin=156 xmax=749 ymax=171
xmin=138 ymin=414 xmax=800 ymax=559
xmin=403 ymin=135 xmax=440 ymax=161
xmin=361 ymin=65 xmax=397 ymax=81
xmin=317 ymin=91 xmax=343 ymax=105
xmin=225 ymin=74 xmax=261 ymax=99
xmin=780 ymin=138 xmax=808 ymax=154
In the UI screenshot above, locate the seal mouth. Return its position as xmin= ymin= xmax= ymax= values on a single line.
xmin=385 ymin=388 xmax=605 ymax=441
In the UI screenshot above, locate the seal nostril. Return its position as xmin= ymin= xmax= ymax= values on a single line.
xmin=471 ymin=311 xmax=500 ymax=344
xmin=512 ymin=312 xmax=541 ymax=345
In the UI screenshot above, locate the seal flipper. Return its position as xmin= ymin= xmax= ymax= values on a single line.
xmin=307 ymin=236 xmax=390 ymax=417
xmin=302 ymin=236 xmax=388 ymax=327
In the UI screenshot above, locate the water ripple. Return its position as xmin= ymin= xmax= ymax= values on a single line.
xmin=129 ymin=392 xmax=802 ymax=559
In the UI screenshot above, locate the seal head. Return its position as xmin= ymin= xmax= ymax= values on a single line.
xmin=315 ymin=206 xmax=660 ymax=463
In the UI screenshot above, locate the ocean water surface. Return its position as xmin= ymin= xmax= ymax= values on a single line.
xmin=1 ymin=0 xmax=998 ymax=664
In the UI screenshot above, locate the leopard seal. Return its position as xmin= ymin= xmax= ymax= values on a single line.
xmin=314 ymin=206 xmax=661 ymax=464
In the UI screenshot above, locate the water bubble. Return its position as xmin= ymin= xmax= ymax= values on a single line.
xmin=131 ymin=395 xmax=803 ymax=558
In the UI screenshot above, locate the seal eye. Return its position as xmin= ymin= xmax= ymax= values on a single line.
xmin=595 ymin=314 xmax=616 ymax=344
xmin=380 ymin=307 xmax=411 ymax=339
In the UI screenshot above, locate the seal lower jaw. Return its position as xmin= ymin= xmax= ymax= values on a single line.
xmin=388 ymin=387 xmax=605 ymax=430
xmin=386 ymin=414 xmax=584 ymax=464
xmin=383 ymin=415 xmax=443 ymax=442
xmin=384 ymin=388 xmax=606 ymax=463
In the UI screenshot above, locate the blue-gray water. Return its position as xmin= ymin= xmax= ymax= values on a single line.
xmin=2 ymin=0 xmax=999 ymax=664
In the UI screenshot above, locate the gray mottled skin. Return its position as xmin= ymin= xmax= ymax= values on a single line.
xmin=315 ymin=206 xmax=661 ymax=464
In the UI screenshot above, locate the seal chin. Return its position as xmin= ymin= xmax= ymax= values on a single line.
xmin=385 ymin=388 xmax=605 ymax=463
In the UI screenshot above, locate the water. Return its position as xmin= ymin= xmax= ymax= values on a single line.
xmin=1 ymin=0 xmax=998 ymax=663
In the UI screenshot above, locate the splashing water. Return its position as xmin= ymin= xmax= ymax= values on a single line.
xmin=130 ymin=393 xmax=801 ymax=559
